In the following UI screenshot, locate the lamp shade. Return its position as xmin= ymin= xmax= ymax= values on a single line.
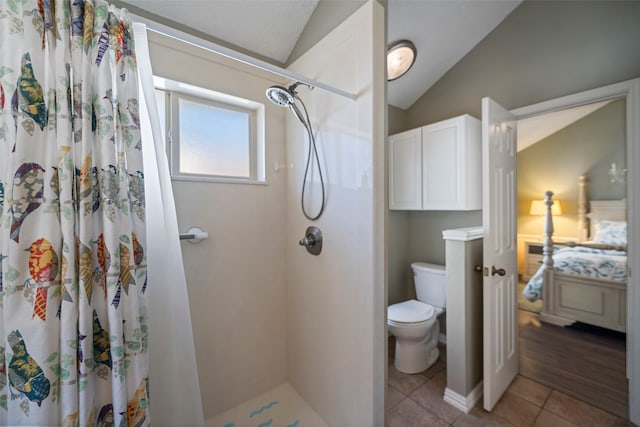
xmin=530 ymin=200 xmax=562 ymax=216
xmin=387 ymin=40 xmax=416 ymax=81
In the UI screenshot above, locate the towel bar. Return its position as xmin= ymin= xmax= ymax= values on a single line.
xmin=179 ymin=227 xmax=208 ymax=243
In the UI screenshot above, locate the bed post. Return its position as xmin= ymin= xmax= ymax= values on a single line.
xmin=542 ymin=191 xmax=555 ymax=314
xmin=577 ymin=175 xmax=589 ymax=242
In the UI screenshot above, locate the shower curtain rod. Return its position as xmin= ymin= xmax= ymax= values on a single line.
xmin=128 ymin=13 xmax=358 ymax=101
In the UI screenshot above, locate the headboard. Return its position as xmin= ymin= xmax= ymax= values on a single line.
xmin=577 ymin=174 xmax=627 ymax=240
xmin=587 ymin=200 xmax=627 ymax=239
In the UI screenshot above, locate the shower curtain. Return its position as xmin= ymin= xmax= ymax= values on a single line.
xmin=0 ymin=0 xmax=149 ymax=424
xmin=132 ymin=22 xmax=205 ymax=427
xmin=0 ymin=1 xmax=202 ymax=426
xmin=0 ymin=1 xmax=149 ymax=424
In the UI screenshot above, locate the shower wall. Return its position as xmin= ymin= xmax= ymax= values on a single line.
xmin=285 ymin=2 xmax=386 ymax=425
xmin=146 ymin=33 xmax=290 ymax=418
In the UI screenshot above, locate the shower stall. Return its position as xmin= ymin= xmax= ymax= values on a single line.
xmin=145 ymin=2 xmax=386 ymax=426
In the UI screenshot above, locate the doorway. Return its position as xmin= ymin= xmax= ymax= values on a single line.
xmin=515 ymin=97 xmax=628 ymax=417
xmin=500 ymin=78 xmax=640 ymax=424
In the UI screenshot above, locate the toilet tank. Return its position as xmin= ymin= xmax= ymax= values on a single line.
xmin=412 ymin=262 xmax=446 ymax=309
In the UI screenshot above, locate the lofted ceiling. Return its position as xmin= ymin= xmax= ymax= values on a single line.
xmin=517 ymin=100 xmax=613 ymax=152
xmin=120 ymin=0 xmax=522 ymax=110
xmin=120 ymin=0 xmax=592 ymax=148
xmin=387 ymin=0 xmax=521 ymax=109
xmin=123 ymin=0 xmax=320 ymax=64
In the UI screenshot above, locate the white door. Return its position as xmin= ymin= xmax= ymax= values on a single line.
xmin=482 ymin=97 xmax=518 ymax=411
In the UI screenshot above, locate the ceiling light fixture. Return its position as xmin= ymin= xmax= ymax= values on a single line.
xmin=387 ymin=40 xmax=417 ymax=81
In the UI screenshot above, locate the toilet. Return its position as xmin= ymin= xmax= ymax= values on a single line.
xmin=387 ymin=262 xmax=446 ymax=374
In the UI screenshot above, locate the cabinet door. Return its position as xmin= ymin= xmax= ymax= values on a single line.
xmin=422 ymin=117 xmax=464 ymax=209
xmin=389 ymin=128 xmax=422 ymax=210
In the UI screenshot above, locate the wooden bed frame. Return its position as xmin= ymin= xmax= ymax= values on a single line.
xmin=539 ymin=178 xmax=627 ymax=333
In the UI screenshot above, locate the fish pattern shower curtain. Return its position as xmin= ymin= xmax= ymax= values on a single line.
xmin=0 ymin=1 xmax=149 ymax=425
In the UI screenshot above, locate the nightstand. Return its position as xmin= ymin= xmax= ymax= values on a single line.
xmin=524 ymin=241 xmax=544 ymax=281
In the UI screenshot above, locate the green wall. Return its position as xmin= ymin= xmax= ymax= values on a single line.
xmin=388 ymin=105 xmax=408 ymax=135
xmin=406 ymin=0 xmax=640 ymax=127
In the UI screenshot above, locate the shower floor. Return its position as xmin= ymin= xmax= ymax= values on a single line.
xmin=206 ymin=382 xmax=328 ymax=427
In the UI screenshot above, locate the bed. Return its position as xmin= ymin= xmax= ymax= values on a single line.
xmin=522 ymin=178 xmax=627 ymax=332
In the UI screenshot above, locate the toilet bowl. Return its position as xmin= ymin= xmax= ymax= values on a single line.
xmin=387 ymin=263 xmax=445 ymax=374
xmin=388 ymin=300 xmax=441 ymax=373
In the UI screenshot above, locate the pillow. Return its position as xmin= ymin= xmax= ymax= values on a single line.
xmin=593 ymin=220 xmax=627 ymax=246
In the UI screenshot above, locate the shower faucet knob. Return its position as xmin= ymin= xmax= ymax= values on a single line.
xmin=298 ymin=226 xmax=322 ymax=256
xmin=299 ymin=235 xmax=316 ymax=247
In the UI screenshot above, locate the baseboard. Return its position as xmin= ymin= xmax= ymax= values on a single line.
xmin=443 ymin=381 xmax=483 ymax=413
xmin=439 ymin=333 xmax=446 ymax=345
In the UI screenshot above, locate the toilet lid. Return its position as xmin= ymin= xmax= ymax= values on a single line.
xmin=388 ymin=300 xmax=434 ymax=323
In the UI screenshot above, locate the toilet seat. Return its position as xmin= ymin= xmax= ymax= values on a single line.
xmin=388 ymin=299 xmax=435 ymax=324
xmin=388 ymin=319 xmax=432 ymax=330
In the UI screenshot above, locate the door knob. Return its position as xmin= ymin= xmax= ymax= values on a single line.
xmin=491 ymin=266 xmax=506 ymax=276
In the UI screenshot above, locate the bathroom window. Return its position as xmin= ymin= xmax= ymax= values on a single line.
xmin=155 ymin=76 xmax=265 ymax=183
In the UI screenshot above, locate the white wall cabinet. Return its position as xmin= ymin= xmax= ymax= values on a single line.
xmin=389 ymin=114 xmax=482 ymax=210
xmin=389 ymin=127 xmax=422 ymax=209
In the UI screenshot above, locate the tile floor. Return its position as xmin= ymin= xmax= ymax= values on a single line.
xmin=206 ymin=382 xmax=327 ymax=427
xmin=386 ymin=340 xmax=636 ymax=427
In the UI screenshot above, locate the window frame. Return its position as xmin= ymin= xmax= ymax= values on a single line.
xmin=154 ymin=76 xmax=266 ymax=184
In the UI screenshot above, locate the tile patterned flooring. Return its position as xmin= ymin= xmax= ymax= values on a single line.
xmin=386 ymin=341 xmax=636 ymax=427
xmin=206 ymin=382 xmax=327 ymax=427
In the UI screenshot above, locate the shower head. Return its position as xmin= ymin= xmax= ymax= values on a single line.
xmin=266 ymin=84 xmax=307 ymax=126
xmin=266 ymin=85 xmax=296 ymax=108
xmin=267 ymin=84 xmax=324 ymax=221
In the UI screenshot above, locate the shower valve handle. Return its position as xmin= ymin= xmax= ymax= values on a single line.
xmin=298 ymin=226 xmax=322 ymax=256
xmin=299 ymin=235 xmax=316 ymax=247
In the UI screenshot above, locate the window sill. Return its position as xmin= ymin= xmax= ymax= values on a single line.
xmin=171 ymin=175 xmax=269 ymax=186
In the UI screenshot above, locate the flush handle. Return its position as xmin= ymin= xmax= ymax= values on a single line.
xmin=491 ymin=266 xmax=506 ymax=276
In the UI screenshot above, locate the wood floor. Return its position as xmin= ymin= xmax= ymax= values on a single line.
xmin=518 ymin=309 xmax=628 ymax=418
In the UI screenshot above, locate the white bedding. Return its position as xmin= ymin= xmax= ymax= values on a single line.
xmin=522 ymin=246 xmax=627 ymax=302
